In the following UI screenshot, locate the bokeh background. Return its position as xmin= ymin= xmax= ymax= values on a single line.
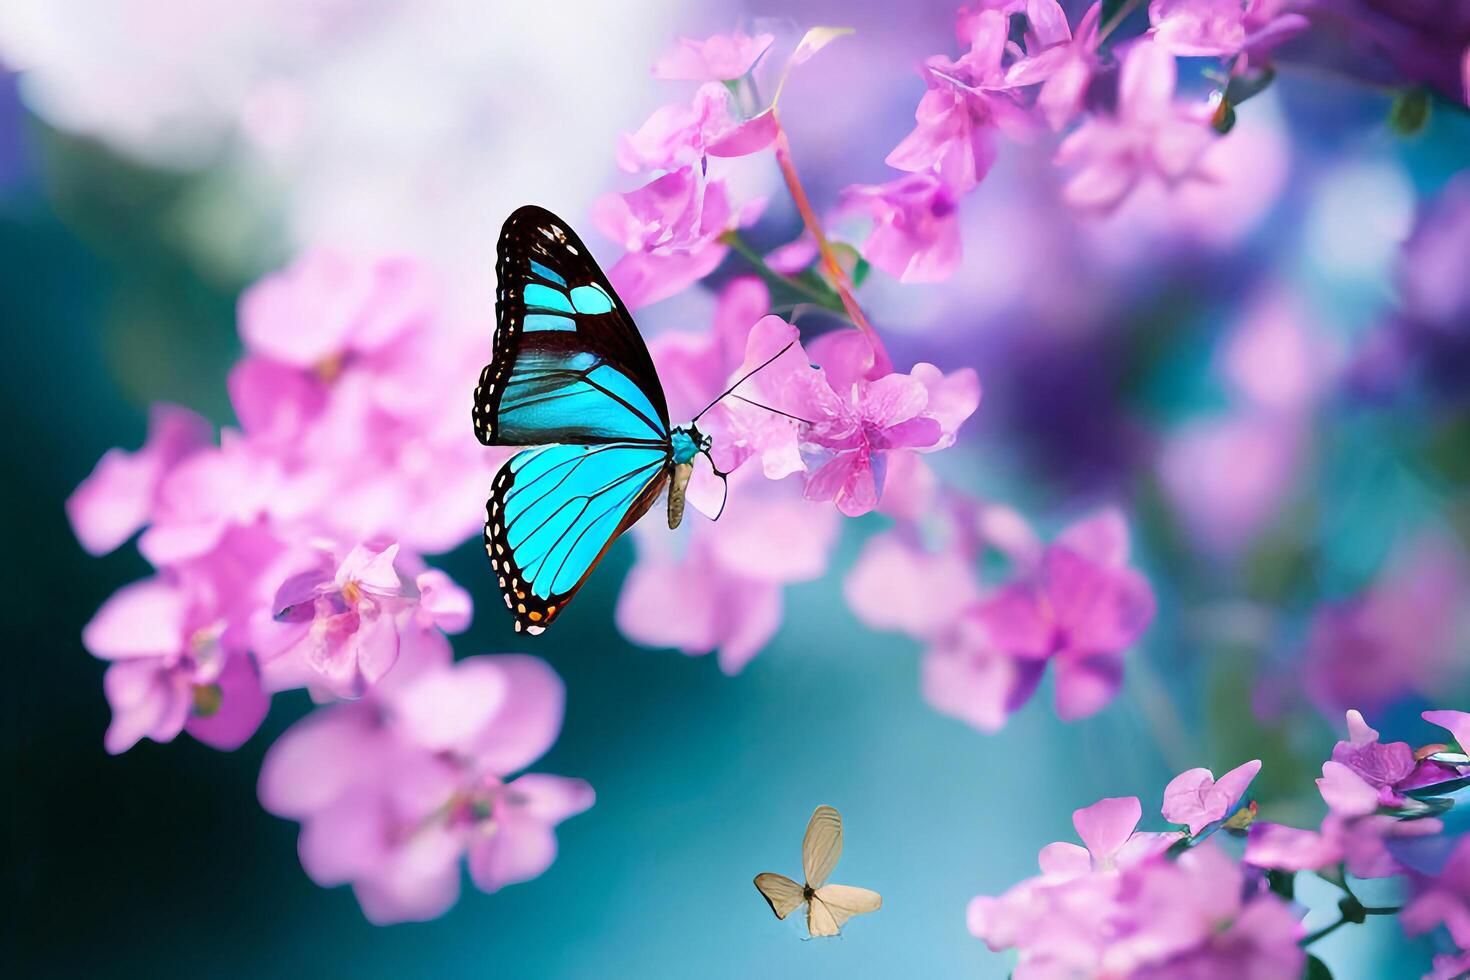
xmin=5 ymin=2 xmax=1469 ymax=977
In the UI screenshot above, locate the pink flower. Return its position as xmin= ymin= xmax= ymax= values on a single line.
xmin=888 ymin=9 xmax=1033 ymax=193
xmin=618 ymin=472 xmax=838 ymax=674
xmin=1042 ymin=796 xmax=1180 ymax=875
xmin=1149 ymin=0 xmax=1248 ymax=57
xmin=616 ymin=82 xmax=734 ymax=173
xmin=971 ymin=509 xmax=1156 ymax=720
xmin=1403 ymin=836 xmax=1470 ymax=949
xmin=1108 ymin=844 xmax=1304 ymax=978
xmin=840 ymin=172 xmax=963 ymax=283
xmin=1006 ymin=1 xmax=1103 ymax=130
xmin=651 ymin=31 xmax=773 ymax=82
xmin=1302 ymin=534 xmax=1470 ymax=717
xmin=1162 ymin=759 xmax=1263 ymax=835
xmin=228 ymin=251 xmax=497 ymax=554
xmin=66 ymin=404 xmax=212 ymax=556
xmin=797 ymin=344 xmax=980 ymax=517
xmin=259 ymin=655 xmax=592 ymax=924
xmin=592 ymin=167 xmax=758 ymax=309
xmin=1056 ymin=39 xmax=1216 ymax=212
xmin=82 ymin=575 xmax=268 ymax=754
xmin=253 ymin=539 xmax=471 ymax=698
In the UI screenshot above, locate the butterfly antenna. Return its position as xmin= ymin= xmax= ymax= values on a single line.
xmin=729 ymin=394 xmax=816 ymax=425
xmin=691 ymin=341 xmax=798 ymax=423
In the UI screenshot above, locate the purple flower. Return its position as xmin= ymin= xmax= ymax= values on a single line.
xmin=82 ymin=574 xmax=268 ymax=754
xmin=259 ymin=655 xmax=591 ymax=925
xmin=253 ymin=539 xmax=470 ymax=699
xmin=1006 ymin=1 xmax=1103 ymax=130
xmin=650 ymin=31 xmax=773 ymax=82
xmin=887 ymin=9 xmax=1033 ymax=193
xmin=1055 ymin=39 xmax=1217 ymax=212
xmin=1162 ymin=759 xmax=1263 ymax=835
xmin=840 ymin=172 xmax=963 ymax=283
xmin=971 ymin=509 xmax=1156 ymax=721
xmin=66 ymin=404 xmax=212 ymax=557
xmin=1318 ymin=709 xmax=1417 ymax=815
xmin=1302 ymin=534 xmax=1470 ymax=717
xmin=1403 ymin=836 xmax=1470 ymax=950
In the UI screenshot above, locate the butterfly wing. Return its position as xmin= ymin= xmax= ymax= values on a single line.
xmin=810 ymin=884 xmax=882 ymax=935
xmin=486 ymin=442 xmax=670 ymax=634
xmin=802 ymin=805 xmax=844 ymax=888
xmin=754 ymin=873 xmax=806 ymax=921
xmin=475 ymin=205 xmax=670 ymax=446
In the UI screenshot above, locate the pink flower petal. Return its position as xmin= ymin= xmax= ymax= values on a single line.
xmin=82 ymin=578 xmax=188 ymax=661
xmin=1073 ymin=796 xmax=1142 ymax=864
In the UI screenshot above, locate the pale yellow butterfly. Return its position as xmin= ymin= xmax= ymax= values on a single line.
xmin=754 ymin=805 xmax=882 ymax=937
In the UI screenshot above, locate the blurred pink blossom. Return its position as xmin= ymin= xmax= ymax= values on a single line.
xmin=1149 ymin=0 xmax=1249 ymax=56
xmin=651 ymin=31 xmax=773 ymax=82
xmin=1302 ymin=533 xmax=1470 ymax=716
xmin=253 ymin=539 xmax=470 ymax=699
xmin=970 ymin=509 xmax=1156 ymax=721
xmin=618 ymin=472 xmax=838 ymax=674
xmin=840 ymin=172 xmax=963 ymax=283
xmin=66 ymin=404 xmax=212 ymax=557
xmin=1162 ymin=759 xmax=1262 ymax=834
xmin=259 ymin=655 xmax=591 ymax=925
xmin=82 ymin=575 xmax=268 ymax=754
xmin=1056 ymin=39 xmax=1216 ymax=212
xmin=1403 ymin=836 xmax=1470 ymax=956
xmin=1007 ymin=1 xmax=1103 ymax=130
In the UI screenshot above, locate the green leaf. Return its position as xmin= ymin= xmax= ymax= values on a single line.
xmin=790 ymin=26 xmax=854 ymax=66
xmin=1389 ymin=88 xmax=1431 ymax=136
xmin=1304 ymin=954 xmax=1333 ymax=980
xmin=1101 ymin=0 xmax=1130 ymax=23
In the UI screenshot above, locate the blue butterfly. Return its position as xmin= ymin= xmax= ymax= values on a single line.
xmin=473 ymin=206 xmax=786 ymax=635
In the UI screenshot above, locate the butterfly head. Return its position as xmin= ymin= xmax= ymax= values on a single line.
xmin=670 ymin=424 xmax=712 ymax=466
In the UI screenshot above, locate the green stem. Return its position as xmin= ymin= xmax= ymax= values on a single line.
xmin=718 ymin=231 xmax=847 ymax=315
xmin=1301 ymin=918 xmax=1349 ymax=947
xmin=1098 ymin=0 xmax=1146 ymax=43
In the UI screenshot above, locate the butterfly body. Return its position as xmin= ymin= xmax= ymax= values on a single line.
xmin=474 ymin=206 xmax=721 ymax=634
xmin=754 ymin=805 xmax=882 ymax=938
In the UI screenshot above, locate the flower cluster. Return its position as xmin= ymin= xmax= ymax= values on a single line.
xmin=67 ymin=253 xmax=589 ymax=922
xmin=838 ymin=0 xmax=1317 ymax=280
xmin=972 ymin=708 xmax=1470 ymax=976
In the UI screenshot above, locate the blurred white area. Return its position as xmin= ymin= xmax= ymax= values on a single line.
xmin=0 ymin=0 xmax=689 ymax=305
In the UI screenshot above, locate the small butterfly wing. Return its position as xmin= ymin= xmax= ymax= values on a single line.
xmin=812 ymin=884 xmax=882 ymax=934
xmin=486 ymin=442 xmax=669 ymax=634
xmin=475 ymin=206 xmax=670 ymax=446
xmin=802 ymin=805 xmax=843 ymax=888
xmin=754 ymin=873 xmax=806 ymax=921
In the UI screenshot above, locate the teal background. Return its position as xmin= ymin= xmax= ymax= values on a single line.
xmin=3 ymin=49 xmax=1463 ymax=980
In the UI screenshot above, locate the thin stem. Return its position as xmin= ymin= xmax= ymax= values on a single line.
xmin=719 ymin=230 xmax=846 ymax=315
xmin=1125 ymin=649 xmax=1198 ymax=774
xmin=1098 ymin=0 xmax=1146 ymax=43
xmin=1301 ymin=918 xmax=1349 ymax=947
xmin=769 ymin=109 xmax=892 ymax=375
